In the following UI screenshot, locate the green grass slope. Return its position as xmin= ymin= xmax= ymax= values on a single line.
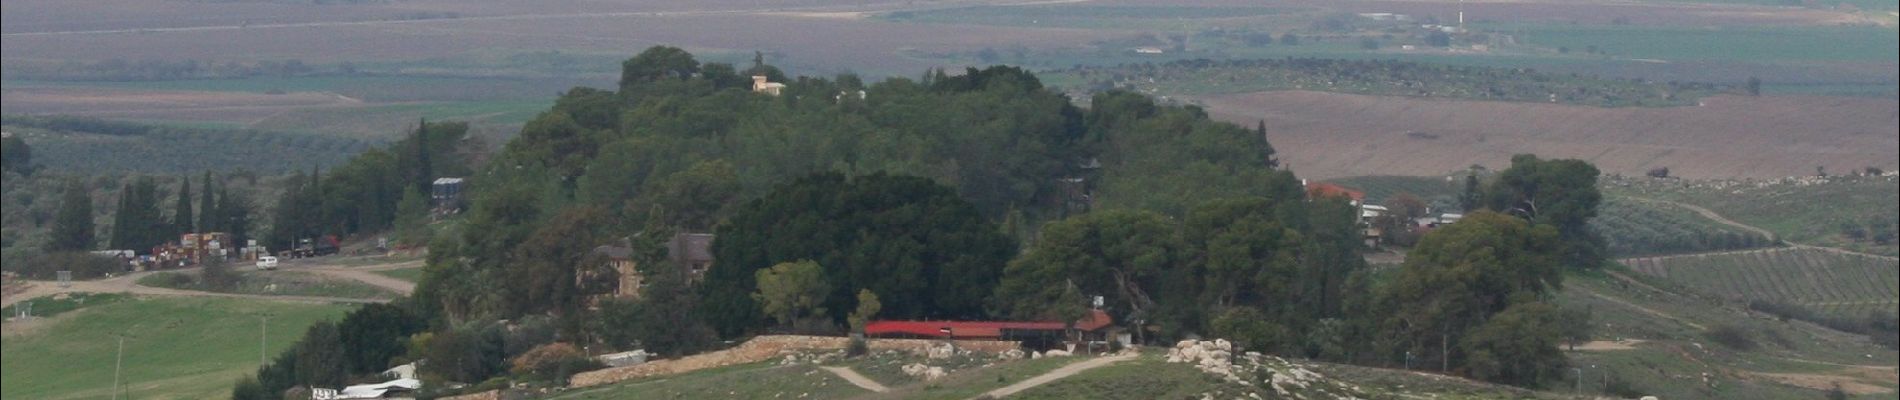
xmin=1 ymin=296 xmax=352 ymax=400
xmin=1624 ymin=248 xmax=1899 ymax=316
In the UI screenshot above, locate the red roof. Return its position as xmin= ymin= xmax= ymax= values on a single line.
xmin=864 ymin=310 xmax=1113 ymax=338
xmin=1305 ymin=182 xmax=1365 ymax=202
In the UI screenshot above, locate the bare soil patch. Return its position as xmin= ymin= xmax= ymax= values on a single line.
xmin=1748 ymin=371 xmax=1895 ymax=395
xmin=1193 ymin=91 xmax=1898 ymax=180
xmin=1570 ymin=339 xmax=1647 ymax=351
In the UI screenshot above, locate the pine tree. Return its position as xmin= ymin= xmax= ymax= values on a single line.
xmin=199 ymin=171 xmax=217 ymax=232
xmin=220 ymin=186 xmax=253 ymax=248
xmin=173 ymin=176 xmax=194 ymax=234
xmin=1257 ymin=119 xmax=1278 ymax=169
xmin=110 ymin=178 xmax=167 ymax=251
xmin=1460 ymin=173 xmax=1481 ymax=213
xmin=48 ymin=180 xmax=96 ymax=252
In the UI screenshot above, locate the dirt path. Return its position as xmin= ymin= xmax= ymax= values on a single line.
xmin=301 ymin=259 xmax=422 ymax=296
xmin=1 ymin=257 xmax=424 ymax=307
xmin=1623 ymin=196 xmax=1777 ymax=241
xmin=2 ymin=269 xmax=386 ymax=307
xmin=1566 ymin=339 xmax=1646 ymax=351
xmin=1578 ymin=287 xmax=1706 ymax=330
xmin=1621 ymin=196 xmax=1898 ymax=262
xmin=820 ymin=366 xmax=890 ymax=393
xmin=977 ymin=354 xmax=1136 ymax=399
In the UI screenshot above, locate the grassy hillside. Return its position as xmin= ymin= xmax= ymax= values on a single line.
xmin=1557 ymin=269 xmax=1898 ymax=399
xmin=1625 ymin=248 xmax=1899 ymax=316
xmin=1 ymin=296 xmax=352 ymax=400
xmin=1593 ymin=196 xmax=1776 ymax=256
xmin=1607 ymin=175 xmax=1900 ymax=256
xmin=550 ymin=362 xmax=868 ymax=400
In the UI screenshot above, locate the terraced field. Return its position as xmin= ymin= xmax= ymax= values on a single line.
xmin=1624 ymin=248 xmax=1900 ymax=316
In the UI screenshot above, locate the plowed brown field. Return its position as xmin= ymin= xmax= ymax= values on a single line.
xmin=1194 ymin=91 xmax=1899 ymax=180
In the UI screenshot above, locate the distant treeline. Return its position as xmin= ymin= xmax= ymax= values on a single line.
xmin=1054 ymin=58 xmax=1733 ymax=107
xmin=2 ymin=115 xmax=372 ymax=174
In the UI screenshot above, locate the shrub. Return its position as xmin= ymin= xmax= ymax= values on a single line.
xmin=4 ymin=252 xmax=126 ymax=280
xmin=846 ymin=336 xmax=869 ymax=358
xmin=1703 ymin=324 xmax=1756 ymax=350
xmin=509 ymin=342 xmax=601 ymax=382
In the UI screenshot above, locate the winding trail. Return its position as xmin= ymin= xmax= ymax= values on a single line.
xmin=1619 ymin=196 xmax=1898 ymax=262
xmin=819 ymin=366 xmax=889 ymax=393
xmin=976 ymin=353 xmax=1136 ymax=399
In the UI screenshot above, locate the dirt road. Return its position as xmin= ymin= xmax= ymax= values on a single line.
xmin=978 ymin=353 xmax=1137 ymax=399
xmin=302 ymin=259 xmax=421 ymax=296
xmin=820 ymin=366 xmax=890 ymax=393
xmin=2 ymin=268 xmax=385 ymax=308
xmin=1 ymin=257 xmax=422 ymax=307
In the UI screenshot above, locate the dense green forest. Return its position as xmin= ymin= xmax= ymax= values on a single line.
xmin=33 ymin=47 xmax=1605 ymax=398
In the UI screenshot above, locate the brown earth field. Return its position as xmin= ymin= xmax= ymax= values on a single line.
xmin=0 ymin=86 xmax=363 ymax=123
xmin=1193 ymin=91 xmax=1900 ymax=180
xmin=0 ymin=0 xmax=1119 ymax=75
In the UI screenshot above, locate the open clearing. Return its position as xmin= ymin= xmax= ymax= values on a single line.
xmin=1194 ymin=91 xmax=1898 ymax=180
xmin=0 ymin=296 xmax=352 ymax=400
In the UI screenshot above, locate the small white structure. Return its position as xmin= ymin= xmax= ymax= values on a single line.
xmin=1133 ymin=47 xmax=1165 ymax=55
xmin=382 ymin=362 xmax=418 ymax=380
xmin=597 ymin=349 xmax=650 ymax=367
xmin=752 ymin=75 xmax=786 ymax=96
xmin=1360 ymin=204 xmax=1389 ymax=220
xmin=314 ymin=378 xmax=421 ymax=400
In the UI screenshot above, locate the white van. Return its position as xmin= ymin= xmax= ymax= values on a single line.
xmin=256 ymin=256 xmax=279 ymax=270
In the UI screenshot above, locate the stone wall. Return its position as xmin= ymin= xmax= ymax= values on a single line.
xmin=567 ymin=335 xmax=1018 ymax=388
xmin=436 ymin=389 xmax=501 ymax=400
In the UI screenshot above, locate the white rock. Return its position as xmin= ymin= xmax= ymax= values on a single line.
xmin=1044 ymin=349 xmax=1071 ymax=357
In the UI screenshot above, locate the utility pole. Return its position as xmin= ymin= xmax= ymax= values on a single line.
xmin=112 ymin=335 xmax=125 ymax=400
xmin=1573 ymin=367 xmax=1584 ymax=393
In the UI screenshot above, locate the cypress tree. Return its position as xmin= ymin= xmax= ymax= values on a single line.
xmin=109 ymin=182 xmax=136 ymax=250
xmin=199 ymin=171 xmax=217 ymax=232
xmin=174 ymin=176 xmax=194 ymax=234
xmin=416 ymin=119 xmax=434 ymax=195
xmin=48 ymin=180 xmax=95 ymax=252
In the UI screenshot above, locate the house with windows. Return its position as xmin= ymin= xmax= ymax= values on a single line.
xmin=752 ymin=75 xmax=786 ymax=96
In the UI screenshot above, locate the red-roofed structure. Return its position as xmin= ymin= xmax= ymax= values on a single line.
xmin=1303 ymin=181 xmax=1365 ymax=203
xmin=864 ymin=309 xmax=1114 ymax=341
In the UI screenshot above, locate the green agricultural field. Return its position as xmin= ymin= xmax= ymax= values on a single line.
xmin=881 ymin=4 xmax=1304 ymax=30
xmin=1623 ymin=248 xmax=1899 ymax=316
xmin=1047 ymin=57 xmax=1723 ymax=107
xmin=5 ymin=123 xmax=371 ymax=173
xmin=1608 ymin=175 xmax=1900 ymax=256
xmin=0 ymin=296 xmax=352 ymax=400
xmin=1495 ymin=24 xmax=1900 ymax=63
xmin=1593 ymin=196 xmax=1776 ymax=257
xmin=1556 ymin=271 xmax=1898 ymax=399
xmin=549 ymin=361 xmax=867 ymax=400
